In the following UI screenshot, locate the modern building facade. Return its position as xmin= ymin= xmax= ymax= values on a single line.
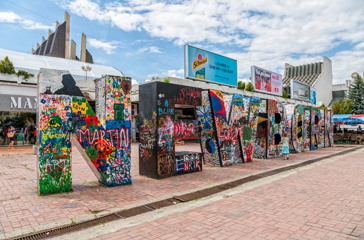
xmin=282 ymin=56 xmax=333 ymax=106
xmin=32 ymin=11 xmax=93 ymax=64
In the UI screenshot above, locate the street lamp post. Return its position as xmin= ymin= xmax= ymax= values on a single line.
xmin=81 ymin=65 xmax=92 ymax=80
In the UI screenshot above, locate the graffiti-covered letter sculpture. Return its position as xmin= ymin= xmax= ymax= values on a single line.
xmin=37 ymin=69 xmax=131 ymax=195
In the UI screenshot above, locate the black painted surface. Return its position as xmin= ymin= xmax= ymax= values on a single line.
xmin=139 ymin=82 xmax=158 ymax=179
xmin=139 ymin=81 xmax=202 ymax=179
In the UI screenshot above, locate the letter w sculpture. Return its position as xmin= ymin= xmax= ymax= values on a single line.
xmin=37 ymin=69 xmax=131 ymax=195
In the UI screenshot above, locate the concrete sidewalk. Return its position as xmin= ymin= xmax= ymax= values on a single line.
xmin=0 ymin=144 xmax=360 ymax=239
xmin=76 ymin=147 xmax=364 ymax=240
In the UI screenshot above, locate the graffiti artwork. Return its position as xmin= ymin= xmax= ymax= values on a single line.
xmin=196 ymin=91 xmax=220 ymax=166
xmin=174 ymin=119 xmax=198 ymax=140
xmin=304 ymin=107 xmax=311 ymax=151
xmin=139 ymin=81 xmax=334 ymax=176
xmin=318 ymin=109 xmax=325 ymax=149
xmin=310 ymin=108 xmax=320 ymax=150
xmin=37 ymin=69 xmax=131 ymax=195
xmin=139 ymin=82 xmax=203 ymax=179
xmin=267 ymin=100 xmax=285 ymax=158
xmin=254 ymin=99 xmax=267 ymax=159
xmin=291 ymin=105 xmax=307 ymax=153
xmin=175 ymin=151 xmax=202 ymax=174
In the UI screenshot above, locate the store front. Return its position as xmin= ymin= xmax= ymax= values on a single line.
xmin=0 ymin=93 xmax=37 ymax=146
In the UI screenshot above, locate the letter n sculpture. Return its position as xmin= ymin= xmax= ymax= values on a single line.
xmin=37 ymin=69 xmax=132 ymax=195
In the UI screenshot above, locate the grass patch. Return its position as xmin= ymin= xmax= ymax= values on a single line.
xmin=71 ymin=220 xmax=76 ymax=225
xmin=97 ymin=221 xmax=108 ymax=226
xmin=193 ymin=198 xmax=201 ymax=201
xmin=22 ymin=164 xmax=34 ymax=172
xmin=89 ymin=210 xmax=102 ymax=214
xmin=9 ymin=197 xmax=20 ymax=200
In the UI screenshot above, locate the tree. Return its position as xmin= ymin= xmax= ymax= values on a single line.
xmin=245 ymin=82 xmax=254 ymax=91
xmin=318 ymin=103 xmax=327 ymax=109
xmin=16 ymin=70 xmax=34 ymax=80
xmin=282 ymin=90 xmax=289 ymax=98
xmin=237 ymin=81 xmax=245 ymax=90
xmin=0 ymin=56 xmax=16 ymax=74
xmin=332 ymin=99 xmax=353 ymax=114
xmin=348 ymin=75 xmax=364 ymax=114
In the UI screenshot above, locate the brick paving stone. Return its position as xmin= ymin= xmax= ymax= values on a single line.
xmin=0 ymin=144 xmax=360 ymax=235
xmin=91 ymin=147 xmax=364 ymax=240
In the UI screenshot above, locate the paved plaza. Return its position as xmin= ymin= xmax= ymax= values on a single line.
xmin=86 ymin=146 xmax=364 ymax=240
xmin=0 ymin=144 xmax=361 ymax=239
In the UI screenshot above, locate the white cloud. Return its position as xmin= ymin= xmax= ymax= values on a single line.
xmin=0 ymin=11 xmax=21 ymax=22
xmin=136 ymin=46 xmax=161 ymax=54
xmin=0 ymin=11 xmax=51 ymax=30
xmin=238 ymin=78 xmax=250 ymax=83
xmin=87 ymin=38 xmax=120 ymax=54
xmin=57 ymin=0 xmax=364 ymax=84
xmin=331 ymin=43 xmax=364 ymax=84
xmin=162 ymin=69 xmax=184 ymax=78
xmin=132 ymin=79 xmax=138 ymax=85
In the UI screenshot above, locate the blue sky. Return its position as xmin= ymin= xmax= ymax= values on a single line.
xmin=1 ymin=0 xmax=364 ymax=85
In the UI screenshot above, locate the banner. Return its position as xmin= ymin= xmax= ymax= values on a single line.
xmin=291 ymin=79 xmax=310 ymax=102
xmin=251 ymin=66 xmax=282 ymax=96
xmin=310 ymin=87 xmax=316 ymax=105
xmin=184 ymin=45 xmax=238 ymax=87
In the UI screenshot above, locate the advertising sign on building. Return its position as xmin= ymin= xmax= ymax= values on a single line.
xmin=251 ymin=66 xmax=282 ymax=96
xmin=290 ymin=79 xmax=310 ymax=102
xmin=310 ymin=87 xmax=316 ymax=105
xmin=0 ymin=94 xmax=37 ymax=112
xmin=184 ymin=45 xmax=238 ymax=87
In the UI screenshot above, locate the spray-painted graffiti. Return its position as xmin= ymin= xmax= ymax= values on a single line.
xmin=291 ymin=105 xmax=307 ymax=153
xmin=304 ymin=107 xmax=311 ymax=151
xmin=196 ymin=91 xmax=220 ymax=167
xmin=310 ymin=108 xmax=320 ymax=150
xmin=318 ymin=109 xmax=325 ymax=149
xmin=254 ymin=99 xmax=267 ymax=159
xmin=139 ymin=82 xmax=203 ymax=179
xmin=175 ymin=152 xmax=202 ymax=173
xmin=174 ymin=120 xmax=198 ymax=140
xmin=139 ymin=112 xmax=157 ymax=161
xmin=267 ymin=100 xmax=285 ymax=158
xmin=37 ymin=69 xmax=131 ymax=195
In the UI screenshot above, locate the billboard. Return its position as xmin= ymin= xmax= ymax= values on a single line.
xmin=291 ymin=79 xmax=310 ymax=102
xmin=310 ymin=87 xmax=316 ymax=105
xmin=251 ymin=66 xmax=282 ymax=96
xmin=184 ymin=45 xmax=238 ymax=87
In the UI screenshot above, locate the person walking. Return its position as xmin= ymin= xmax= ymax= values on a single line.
xmin=281 ymin=132 xmax=290 ymax=160
xmin=7 ymin=126 xmax=15 ymax=149
xmin=22 ymin=126 xmax=28 ymax=144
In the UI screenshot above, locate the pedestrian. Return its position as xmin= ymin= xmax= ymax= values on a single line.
xmin=281 ymin=132 xmax=290 ymax=160
xmin=22 ymin=126 xmax=28 ymax=144
xmin=7 ymin=126 xmax=15 ymax=149
xmin=357 ymin=125 xmax=362 ymax=134
xmin=34 ymin=126 xmax=37 ymax=144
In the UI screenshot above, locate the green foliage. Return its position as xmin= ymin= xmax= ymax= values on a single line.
xmin=0 ymin=56 xmax=16 ymax=74
xmin=237 ymin=81 xmax=245 ymax=90
xmin=245 ymin=82 xmax=254 ymax=91
xmin=163 ymin=78 xmax=170 ymax=83
xmin=332 ymin=99 xmax=353 ymax=114
xmin=0 ymin=56 xmax=34 ymax=81
xmin=16 ymin=70 xmax=34 ymax=80
xmin=282 ymin=90 xmax=289 ymax=98
xmin=348 ymin=75 xmax=364 ymax=114
xmin=318 ymin=103 xmax=327 ymax=109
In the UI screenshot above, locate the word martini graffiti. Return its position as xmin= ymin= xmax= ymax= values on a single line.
xmin=37 ymin=68 xmax=131 ymax=195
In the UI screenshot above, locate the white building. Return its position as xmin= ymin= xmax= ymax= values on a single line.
xmin=282 ymin=56 xmax=333 ymax=106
